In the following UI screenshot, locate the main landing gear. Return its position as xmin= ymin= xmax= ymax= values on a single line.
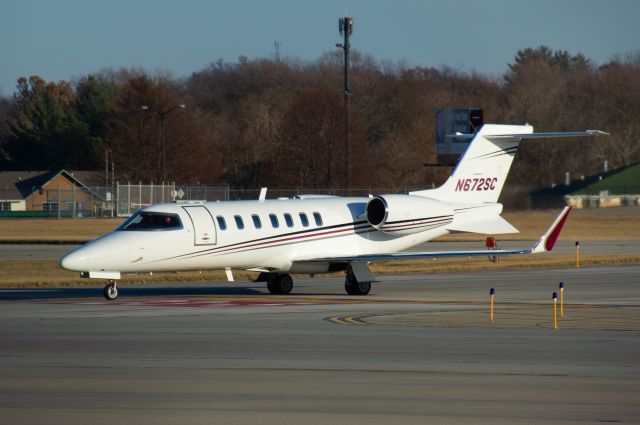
xmin=267 ymin=273 xmax=293 ymax=295
xmin=262 ymin=269 xmax=372 ymax=296
xmin=344 ymin=271 xmax=371 ymax=296
xmin=103 ymin=280 xmax=119 ymax=301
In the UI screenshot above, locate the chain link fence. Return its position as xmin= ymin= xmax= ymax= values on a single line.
xmin=1 ymin=184 xmax=420 ymax=218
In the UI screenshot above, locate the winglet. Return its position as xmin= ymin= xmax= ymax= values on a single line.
xmin=532 ymin=206 xmax=572 ymax=253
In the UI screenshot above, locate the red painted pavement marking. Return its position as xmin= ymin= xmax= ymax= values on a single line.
xmin=70 ymin=299 xmax=322 ymax=308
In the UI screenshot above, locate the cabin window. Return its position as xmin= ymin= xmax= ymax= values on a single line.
xmin=313 ymin=212 xmax=323 ymax=226
xmin=252 ymin=214 xmax=262 ymax=229
xmin=284 ymin=213 xmax=294 ymax=228
xmin=216 ymin=216 xmax=227 ymax=230
xmin=269 ymin=213 xmax=279 ymax=228
xmin=120 ymin=212 xmax=182 ymax=231
xmin=299 ymin=212 xmax=309 ymax=227
xmin=234 ymin=215 xmax=244 ymax=230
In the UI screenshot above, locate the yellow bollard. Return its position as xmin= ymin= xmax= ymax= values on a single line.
xmin=559 ymin=282 xmax=564 ymax=317
xmin=490 ymin=288 xmax=495 ymax=324
xmin=575 ymin=241 xmax=580 ymax=268
xmin=553 ymin=292 xmax=558 ymax=329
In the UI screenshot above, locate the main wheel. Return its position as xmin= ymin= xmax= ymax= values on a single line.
xmin=354 ymin=280 xmax=371 ymax=295
xmin=345 ymin=272 xmax=357 ymax=295
xmin=345 ymin=273 xmax=371 ymax=296
xmin=103 ymin=281 xmax=119 ymax=300
xmin=278 ymin=274 xmax=293 ymax=294
xmin=267 ymin=274 xmax=293 ymax=295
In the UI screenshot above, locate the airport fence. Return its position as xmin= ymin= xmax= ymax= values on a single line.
xmin=0 ymin=184 xmax=422 ymax=218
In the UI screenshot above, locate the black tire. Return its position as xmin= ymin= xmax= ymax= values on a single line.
xmin=278 ymin=274 xmax=293 ymax=295
xmin=345 ymin=273 xmax=357 ymax=295
xmin=345 ymin=273 xmax=370 ymax=295
xmin=103 ymin=282 xmax=118 ymax=300
xmin=354 ymin=281 xmax=371 ymax=295
xmin=267 ymin=275 xmax=282 ymax=294
xmin=266 ymin=274 xmax=293 ymax=295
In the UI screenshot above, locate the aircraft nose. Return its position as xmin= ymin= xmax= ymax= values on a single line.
xmin=59 ymin=250 xmax=89 ymax=271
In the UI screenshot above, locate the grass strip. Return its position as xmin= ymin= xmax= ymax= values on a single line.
xmin=0 ymin=209 xmax=639 ymax=243
xmin=2 ymin=254 xmax=639 ymax=288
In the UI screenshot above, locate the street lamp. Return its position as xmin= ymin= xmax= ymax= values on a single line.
xmin=141 ymin=104 xmax=186 ymax=183
xmin=337 ymin=17 xmax=353 ymax=189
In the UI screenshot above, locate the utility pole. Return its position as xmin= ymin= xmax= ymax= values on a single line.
xmin=337 ymin=16 xmax=353 ymax=189
xmin=141 ymin=104 xmax=186 ymax=183
xmin=105 ymin=148 xmax=109 ymax=187
xmin=274 ymin=40 xmax=282 ymax=62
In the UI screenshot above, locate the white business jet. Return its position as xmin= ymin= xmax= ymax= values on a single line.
xmin=60 ymin=124 xmax=607 ymax=300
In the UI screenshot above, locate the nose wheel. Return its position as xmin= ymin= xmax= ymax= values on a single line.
xmin=103 ymin=280 xmax=119 ymax=300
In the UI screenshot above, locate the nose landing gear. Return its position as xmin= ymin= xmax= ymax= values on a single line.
xmin=103 ymin=280 xmax=119 ymax=300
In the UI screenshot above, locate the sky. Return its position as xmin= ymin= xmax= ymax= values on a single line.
xmin=1 ymin=0 xmax=639 ymax=95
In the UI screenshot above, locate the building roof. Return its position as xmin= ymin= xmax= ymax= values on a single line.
xmin=532 ymin=163 xmax=640 ymax=197
xmin=572 ymin=163 xmax=640 ymax=195
xmin=0 ymin=170 xmax=97 ymax=200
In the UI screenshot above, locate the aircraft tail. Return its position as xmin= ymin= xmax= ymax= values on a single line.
xmin=410 ymin=124 xmax=608 ymax=204
xmin=411 ymin=124 xmax=530 ymax=203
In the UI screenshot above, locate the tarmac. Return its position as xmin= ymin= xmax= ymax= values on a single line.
xmin=1 ymin=265 xmax=639 ymax=424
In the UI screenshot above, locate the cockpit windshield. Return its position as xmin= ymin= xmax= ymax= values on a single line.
xmin=119 ymin=212 xmax=182 ymax=231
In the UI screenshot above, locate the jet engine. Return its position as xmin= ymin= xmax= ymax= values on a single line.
xmin=365 ymin=194 xmax=454 ymax=235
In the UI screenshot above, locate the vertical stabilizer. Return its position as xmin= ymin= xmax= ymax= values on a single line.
xmin=411 ymin=124 xmax=532 ymax=203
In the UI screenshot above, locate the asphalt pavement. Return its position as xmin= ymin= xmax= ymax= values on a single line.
xmin=1 ymin=265 xmax=639 ymax=424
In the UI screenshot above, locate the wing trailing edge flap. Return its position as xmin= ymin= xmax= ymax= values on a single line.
xmin=446 ymin=215 xmax=519 ymax=235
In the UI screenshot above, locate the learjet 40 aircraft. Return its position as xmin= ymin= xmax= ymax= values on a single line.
xmin=60 ymin=124 xmax=607 ymax=300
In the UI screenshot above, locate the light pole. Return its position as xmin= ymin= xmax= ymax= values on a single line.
xmin=141 ymin=104 xmax=186 ymax=183
xmin=336 ymin=17 xmax=353 ymax=189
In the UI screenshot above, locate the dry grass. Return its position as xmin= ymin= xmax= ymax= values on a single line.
xmin=0 ymin=259 xmax=258 ymax=287
xmin=442 ymin=208 xmax=640 ymax=241
xmin=0 ymin=218 xmax=122 ymax=242
xmin=0 ymin=208 xmax=637 ymax=287
xmin=0 ymin=208 xmax=637 ymax=243
xmin=370 ymin=253 xmax=640 ymax=274
xmin=2 ymin=253 xmax=639 ymax=288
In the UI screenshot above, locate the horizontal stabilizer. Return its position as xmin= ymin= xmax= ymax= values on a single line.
xmin=450 ymin=129 xmax=609 ymax=141
xmin=447 ymin=215 xmax=519 ymax=235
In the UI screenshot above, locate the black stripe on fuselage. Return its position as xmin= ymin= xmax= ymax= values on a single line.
xmin=380 ymin=217 xmax=453 ymax=232
xmin=383 ymin=214 xmax=453 ymax=226
xmin=154 ymin=220 xmax=369 ymax=262
xmin=153 ymin=214 xmax=453 ymax=264
xmin=188 ymin=225 xmax=379 ymax=259
xmin=203 ymin=216 xmax=453 ymax=260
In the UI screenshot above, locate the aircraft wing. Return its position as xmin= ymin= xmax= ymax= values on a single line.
xmin=298 ymin=207 xmax=571 ymax=263
xmin=308 ymin=248 xmax=530 ymax=262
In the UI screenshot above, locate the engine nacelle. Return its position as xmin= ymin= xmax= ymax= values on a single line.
xmin=365 ymin=194 xmax=454 ymax=235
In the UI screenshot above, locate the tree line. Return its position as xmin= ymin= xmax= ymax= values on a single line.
xmin=0 ymin=46 xmax=638 ymax=196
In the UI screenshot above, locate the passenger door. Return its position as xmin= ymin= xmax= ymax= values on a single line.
xmin=182 ymin=205 xmax=217 ymax=245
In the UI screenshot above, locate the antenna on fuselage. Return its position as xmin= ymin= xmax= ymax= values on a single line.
xmin=259 ymin=187 xmax=267 ymax=201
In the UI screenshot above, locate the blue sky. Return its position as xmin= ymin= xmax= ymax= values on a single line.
xmin=1 ymin=0 xmax=638 ymax=94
